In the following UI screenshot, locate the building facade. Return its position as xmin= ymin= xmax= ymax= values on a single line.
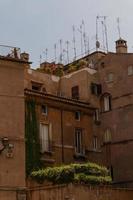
xmin=0 ymin=38 xmax=133 ymax=200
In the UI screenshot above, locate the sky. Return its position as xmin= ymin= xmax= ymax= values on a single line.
xmin=0 ymin=0 xmax=133 ymax=67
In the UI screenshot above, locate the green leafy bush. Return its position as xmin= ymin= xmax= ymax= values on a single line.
xmin=31 ymin=162 xmax=111 ymax=185
xmin=74 ymin=173 xmax=112 ymax=185
xmin=70 ymin=163 xmax=108 ymax=176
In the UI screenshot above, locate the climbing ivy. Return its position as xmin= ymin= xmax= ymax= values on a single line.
xmin=25 ymin=99 xmax=42 ymax=176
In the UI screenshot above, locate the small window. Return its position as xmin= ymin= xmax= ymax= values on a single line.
xmin=42 ymin=105 xmax=48 ymax=115
xmin=75 ymin=128 xmax=84 ymax=155
xmin=104 ymin=128 xmax=112 ymax=143
xmin=75 ymin=111 xmax=81 ymax=121
xmin=101 ymin=94 xmax=112 ymax=112
xmin=93 ymin=109 xmax=100 ymax=122
xmin=91 ymin=83 xmax=102 ymax=96
xmin=93 ymin=136 xmax=98 ymax=150
xmin=128 ymin=65 xmax=133 ymax=76
xmin=32 ymin=85 xmax=41 ymax=91
xmin=72 ymin=86 xmax=79 ymax=99
xmin=31 ymin=81 xmax=42 ymax=91
xmin=106 ymin=73 xmax=114 ymax=82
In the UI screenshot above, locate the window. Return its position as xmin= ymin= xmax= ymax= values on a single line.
xmin=71 ymin=86 xmax=79 ymax=99
xmin=75 ymin=128 xmax=84 ymax=155
xmin=104 ymin=95 xmax=111 ymax=111
xmin=93 ymin=109 xmax=100 ymax=122
xmin=101 ymin=94 xmax=112 ymax=112
xmin=91 ymin=83 xmax=102 ymax=96
xmin=128 ymin=65 xmax=133 ymax=75
xmin=31 ymin=81 xmax=42 ymax=91
xmin=39 ymin=123 xmax=52 ymax=153
xmin=106 ymin=73 xmax=114 ymax=82
xmin=41 ymin=105 xmax=48 ymax=115
xmin=75 ymin=111 xmax=81 ymax=121
xmin=32 ymin=85 xmax=41 ymax=91
xmin=104 ymin=128 xmax=112 ymax=143
xmin=93 ymin=136 xmax=98 ymax=150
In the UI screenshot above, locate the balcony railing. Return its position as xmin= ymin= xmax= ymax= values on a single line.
xmin=0 ymin=45 xmax=21 ymax=59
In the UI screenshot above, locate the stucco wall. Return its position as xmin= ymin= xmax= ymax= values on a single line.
xmin=27 ymin=184 xmax=133 ymax=200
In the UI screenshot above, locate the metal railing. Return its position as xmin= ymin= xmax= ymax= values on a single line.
xmin=0 ymin=45 xmax=21 ymax=59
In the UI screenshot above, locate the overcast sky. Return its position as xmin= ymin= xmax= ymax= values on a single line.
xmin=0 ymin=0 xmax=133 ymax=67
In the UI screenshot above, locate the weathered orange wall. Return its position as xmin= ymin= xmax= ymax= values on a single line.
xmin=27 ymin=183 xmax=133 ymax=200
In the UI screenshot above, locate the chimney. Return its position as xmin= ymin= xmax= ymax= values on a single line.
xmin=115 ymin=38 xmax=127 ymax=53
xmin=20 ymin=52 xmax=29 ymax=62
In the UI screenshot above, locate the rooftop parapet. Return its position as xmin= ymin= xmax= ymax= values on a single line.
xmin=0 ymin=45 xmax=21 ymax=59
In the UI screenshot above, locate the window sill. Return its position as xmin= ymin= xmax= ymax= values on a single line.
xmin=40 ymin=151 xmax=54 ymax=156
xmin=94 ymin=120 xmax=101 ymax=125
xmin=101 ymin=109 xmax=112 ymax=113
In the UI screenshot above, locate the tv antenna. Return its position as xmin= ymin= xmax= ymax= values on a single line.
xmin=66 ymin=40 xmax=69 ymax=63
xmin=72 ymin=25 xmax=77 ymax=60
xmin=39 ymin=54 xmax=42 ymax=65
xmin=59 ymin=39 xmax=63 ymax=63
xmin=101 ymin=21 xmax=105 ymax=51
xmin=117 ymin=17 xmax=121 ymax=38
xmin=87 ymin=36 xmax=90 ymax=54
xmin=82 ymin=20 xmax=87 ymax=55
xmin=54 ymin=43 xmax=57 ymax=63
xmin=43 ymin=48 xmax=48 ymax=62
xmin=96 ymin=15 xmax=108 ymax=52
xmin=78 ymin=24 xmax=83 ymax=56
xmin=96 ymin=16 xmax=100 ymax=51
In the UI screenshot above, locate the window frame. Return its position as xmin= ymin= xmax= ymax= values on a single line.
xmin=71 ymin=85 xmax=79 ymax=100
xmin=75 ymin=111 xmax=81 ymax=121
xmin=101 ymin=93 xmax=112 ymax=112
xmin=39 ymin=123 xmax=52 ymax=153
xmin=74 ymin=128 xmax=84 ymax=155
xmin=41 ymin=104 xmax=48 ymax=115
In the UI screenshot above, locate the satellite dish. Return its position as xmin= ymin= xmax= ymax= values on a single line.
xmin=96 ymin=40 xmax=100 ymax=49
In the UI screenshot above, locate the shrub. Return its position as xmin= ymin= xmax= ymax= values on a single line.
xmin=31 ymin=162 xmax=111 ymax=185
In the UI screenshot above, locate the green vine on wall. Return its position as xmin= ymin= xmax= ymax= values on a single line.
xmin=25 ymin=99 xmax=42 ymax=176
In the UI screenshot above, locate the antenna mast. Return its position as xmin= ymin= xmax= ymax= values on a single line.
xmin=43 ymin=48 xmax=48 ymax=62
xmin=96 ymin=15 xmax=99 ymax=51
xmin=66 ymin=40 xmax=69 ymax=63
xmin=101 ymin=21 xmax=105 ymax=51
xmin=104 ymin=16 xmax=108 ymax=52
xmin=117 ymin=17 xmax=121 ymax=38
xmin=59 ymin=39 xmax=63 ymax=63
xmin=82 ymin=20 xmax=87 ymax=55
xmin=72 ymin=25 xmax=77 ymax=60
xmin=54 ymin=44 xmax=57 ymax=63
xmin=87 ymin=36 xmax=90 ymax=54
xmin=78 ymin=24 xmax=83 ymax=56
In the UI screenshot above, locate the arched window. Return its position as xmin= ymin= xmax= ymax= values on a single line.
xmin=104 ymin=128 xmax=112 ymax=143
xmin=101 ymin=93 xmax=112 ymax=112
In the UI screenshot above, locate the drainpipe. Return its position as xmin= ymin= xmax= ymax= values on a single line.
xmin=61 ymin=109 xmax=64 ymax=163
